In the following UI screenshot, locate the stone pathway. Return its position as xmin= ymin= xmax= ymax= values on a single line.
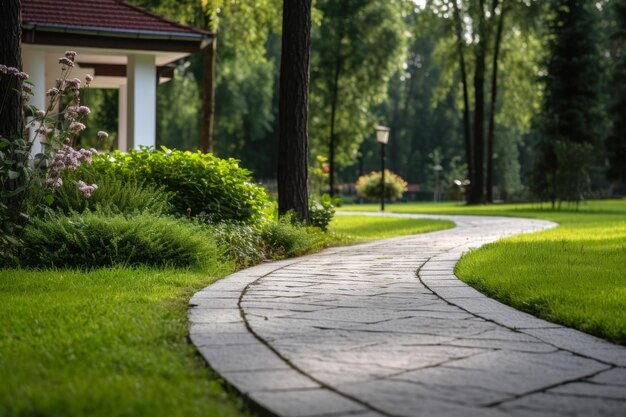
xmin=189 ymin=212 xmax=626 ymax=417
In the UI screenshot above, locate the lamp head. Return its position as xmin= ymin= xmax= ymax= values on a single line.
xmin=376 ymin=126 xmax=390 ymax=144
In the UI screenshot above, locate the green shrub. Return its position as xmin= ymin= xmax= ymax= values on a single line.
xmin=309 ymin=194 xmax=338 ymax=231
xmin=206 ymin=221 xmax=265 ymax=268
xmin=91 ymin=147 xmax=268 ymax=223
xmin=261 ymin=214 xmax=328 ymax=259
xmin=19 ymin=212 xmax=224 ymax=270
xmin=355 ymin=170 xmax=408 ymax=201
xmin=51 ymin=167 xmax=173 ymax=215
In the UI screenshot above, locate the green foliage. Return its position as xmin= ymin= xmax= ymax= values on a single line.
xmin=310 ymin=0 xmax=406 ymax=169
xmin=261 ymin=214 xmax=328 ymax=259
xmin=606 ymin=0 xmax=626 ymax=185
xmin=356 ymin=170 xmax=408 ymax=201
xmin=207 ymin=221 xmax=265 ymax=268
xmin=308 ymin=194 xmax=338 ymax=231
xmin=532 ymin=0 xmax=606 ymax=203
xmin=51 ymin=168 xmax=173 ymax=215
xmin=91 ymin=148 xmax=268 ymax=223
xmin=17 ymin=212 xmax=223 ymax=270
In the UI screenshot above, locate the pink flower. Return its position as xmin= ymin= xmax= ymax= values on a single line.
xmin=69 ymin=121 xmax=86 ymax=132
xmin=97 ymin=131 xmax=109 ymax=140
xmin=64 ymin=50 xmax=78 ymax=61
xmin=7 ymin=67 xmax=19 ymax=75
xmin=16 ymin=72 xmax=29 ymax=80
xmin=65 ymin=78 xmax=81 ymax=91
xmin=77 ymin=180 xmax=97 ymax=198
xmin=36 ymin=110 xmax=45 ymax=118
xmin=58 ymin=57 xmax=74 ymax=67
xmin=46 ymin=88 xmax=60 ymax=96
xmin=46 ymin=177 xmax=63 ymax=187
xmin=0 ymin=65 xmax=7 ymax=74
xmin=85 ymin=74 xmax=93 ymax=86
xmin=77 ymin=106 xmax=91 ymax=115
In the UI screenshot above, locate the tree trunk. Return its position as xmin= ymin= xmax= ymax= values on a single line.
xmin=469 ymin=0 xmax=487 ymax=205
xmin=0 ymin=0 xmax=23 ymax=139
xmin=328 ymin=53 xmax=341 ymax=197
xmin=277 ymin=0 xmax=312 ymax=221
xmin=200 ymin=37 xmax=217 ymax=154
xmin=486 ymin=0 xmax=505 ymax=203
xmin=452 ymin=0 xmax=473 ymax=202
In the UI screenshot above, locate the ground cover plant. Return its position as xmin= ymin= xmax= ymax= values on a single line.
xmin=340 ymin=199 xmax=626 ymax=344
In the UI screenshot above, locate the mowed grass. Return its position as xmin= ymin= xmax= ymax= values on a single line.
xmin=341 ymin=199 xmax=626 ymax=344
xmin=0 ymin=215 xmax=453 ymax=417
xmin=0 ymin=267 xmax=250 ymax=417
xmin=330 ymin=215 xmax=453 ymax=243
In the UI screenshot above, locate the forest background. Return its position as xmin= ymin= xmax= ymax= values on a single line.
xmin=80 ymin=0 xmax=625 ymax=202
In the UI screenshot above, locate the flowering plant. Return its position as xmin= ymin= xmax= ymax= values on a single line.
xmin=0 ymin=51 xmax=106 ymax=259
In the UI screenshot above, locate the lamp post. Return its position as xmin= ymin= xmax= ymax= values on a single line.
xmin=376 ymin=126 xmax=390 ymax=211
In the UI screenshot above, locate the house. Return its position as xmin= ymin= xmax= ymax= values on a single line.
xmin=21 ymin=0 xmax=212 ymax=153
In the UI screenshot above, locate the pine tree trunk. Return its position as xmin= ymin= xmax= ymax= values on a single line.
xmin=0 ymin=0 xmax=23 ymax=139
xmin=277 ymin=0 xmax=312 ymax=221
xmin=486 ymin=0 xmax=505 ymax=203
xmin=200 ymin=37 xmax=217 ymax=154
xmin=470 ymin=0 xmax=487 ymax=205
xmin=452 ymin=0 xmax=473 ymax=202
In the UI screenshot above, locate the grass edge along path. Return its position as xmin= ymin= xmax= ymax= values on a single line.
xmin=340 ymin=199 xmax=626 ymax=345
xmin=0 ymin=215 xmax=450 ymax=417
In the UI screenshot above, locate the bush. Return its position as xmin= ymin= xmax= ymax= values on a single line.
xmin=206 ymin=221 xmax=265 ymax=268
xmin=51 ymin=167 xmax=173 ymax=215
xmin=261 ymin=214 xmax=328 ymax=259
xmin=18 ymin=212 xmax=224 ymax=270
xmin=356 ymin=170 xmax=408 ymax=201
xmin=309 ymin=194 xmax=338 ymax=231
xmin=90 ymin=148 xmax=268 ymax=223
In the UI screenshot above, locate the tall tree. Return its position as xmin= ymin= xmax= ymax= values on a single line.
xmin=532 ymin=0 xmax=604 ymax=205
xmin=0 ymin=0 xmax=23 ymax=139
xmin=607 ymin=0 xmax=626 ymax=189
xmin=277 ymin=0 xmax=312 ymax=220
xmin=486 ymin=0 xmax=505 ymax=203
xmin=311 ymin=0 xmax=405 ymax=196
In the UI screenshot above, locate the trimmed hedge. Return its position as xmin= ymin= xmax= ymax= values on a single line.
xmin=91 ymin=148 xmax=268 ymax=223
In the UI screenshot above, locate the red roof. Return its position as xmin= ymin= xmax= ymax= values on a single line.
xmin=22 ymin=0 xmax=211 ymax=39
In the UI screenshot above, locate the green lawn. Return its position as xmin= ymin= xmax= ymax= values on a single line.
xmin=0 ymin=267 xmax=250 ymax=417
xmin=0 ymin=215 xmax=451 ymax=417
xmin=330 ymin=215 xmax=453 ymax=243
xmin=341 ymin=199 xmax=626 ymax=344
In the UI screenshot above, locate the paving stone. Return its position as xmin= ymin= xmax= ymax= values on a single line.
xmin=222 ymin=368 xmax=320 ymax=393
xmin=499 ymin=392 xmax=626 ymax=417
xmin=523 ymin=327 xmax=626 ymax=366
xmin=588 ymin=367 xmax=626 ymax=386
xmin=547 ymin=381 xmax=626 ymax=400
xmin=248 ymin=388 xmax=367 ymax=417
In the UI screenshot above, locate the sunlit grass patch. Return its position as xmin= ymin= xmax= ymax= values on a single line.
xmin=330 ymin=215 xmax=453 ymax=243
xmin=0 ymin=267 xmax=250 ymax=417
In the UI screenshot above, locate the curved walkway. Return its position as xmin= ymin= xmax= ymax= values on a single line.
xmin=189 ymin=213 xmax=626 ymax=417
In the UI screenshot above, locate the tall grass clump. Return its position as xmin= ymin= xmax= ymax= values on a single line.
xmin=19 ymin=211 xmax=225 ymax=271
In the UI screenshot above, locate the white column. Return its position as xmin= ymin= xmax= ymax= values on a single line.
xmin=126 ymin=54 xmax=156 ymax=149
xmin=23 ymin=49 xmax=46 ymax=156
xmin=117 ymin=84 xmax=128 ymax=152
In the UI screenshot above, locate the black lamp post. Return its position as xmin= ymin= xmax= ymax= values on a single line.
xmin=376 ymin=126 xmax=390 ymax=211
